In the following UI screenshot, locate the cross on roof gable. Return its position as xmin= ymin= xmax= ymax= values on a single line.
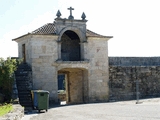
xmin=68 ymin=7 xmax=74 ymax=20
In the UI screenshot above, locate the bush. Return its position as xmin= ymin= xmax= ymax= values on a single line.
xmin=0 ymin=57 xmax=20 ymax=102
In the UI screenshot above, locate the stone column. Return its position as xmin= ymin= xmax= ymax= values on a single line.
xmin=57 ymin=41 xmax=62 ymax=61
xmin=80 ymin=41 xmax=88 ymax=61
xmin=80 ymin=42 xmax=84 ymax=61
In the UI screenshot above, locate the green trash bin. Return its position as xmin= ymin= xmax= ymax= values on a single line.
xmin=31 ymin=90 xmax=49 ymax=112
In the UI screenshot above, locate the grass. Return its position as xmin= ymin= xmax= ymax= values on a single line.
xmin=0 ymin=104 xmax=13 ymax=117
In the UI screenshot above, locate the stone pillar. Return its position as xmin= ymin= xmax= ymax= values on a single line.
xmin=82 ymin=69 xmax=89 ymax=103
xmin=80 ymin=41 xmax=88 ymax=61
xmin=57 ymin=41 xmax=62 ymax=61
xmin=80 ymin=42 xmax=84 ymax=61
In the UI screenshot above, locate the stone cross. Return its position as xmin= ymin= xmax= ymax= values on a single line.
xmin=68 ymin=7 xmax=74 ymax=20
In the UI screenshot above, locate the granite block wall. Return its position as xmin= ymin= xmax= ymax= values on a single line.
xmin=109 ymin=57 xmax=160 ymax=66
xmin=109 ymin=57 xmax=160 ymax=101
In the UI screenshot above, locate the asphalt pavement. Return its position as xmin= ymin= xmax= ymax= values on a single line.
xmin=21 ymin=98 xmax=160 ymax=120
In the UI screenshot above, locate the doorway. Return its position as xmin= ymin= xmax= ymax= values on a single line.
xmin=57 ymin=68 xmax=88 ymax=105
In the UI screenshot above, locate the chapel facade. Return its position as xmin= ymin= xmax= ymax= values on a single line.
xmin=13 ymin=8 xmax=113 ymax=104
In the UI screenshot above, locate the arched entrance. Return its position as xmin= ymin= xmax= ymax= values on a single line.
xmin=57 ymin=68 xmax=88 ymax=104
xmin=61 ymin=30 xmax=81 ymax=61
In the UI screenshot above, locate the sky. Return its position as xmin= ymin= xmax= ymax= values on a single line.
xmin=0 ymin=0 xmax=160 ymax=59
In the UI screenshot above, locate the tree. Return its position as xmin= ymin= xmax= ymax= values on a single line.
xmin=0 ymin=57 xmax=18 ymax=102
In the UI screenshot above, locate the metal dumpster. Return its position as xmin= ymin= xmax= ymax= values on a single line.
xmin=31 ymin=90 xmax=49 ymax=112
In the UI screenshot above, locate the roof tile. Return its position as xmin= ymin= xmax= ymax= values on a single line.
xmin=13 ymin=22 xmax=112 ymax=40
xmin=31 ymin=23 xmax=112 ymax=38
xmin=31 ymin=23 xmax=56 ymax=35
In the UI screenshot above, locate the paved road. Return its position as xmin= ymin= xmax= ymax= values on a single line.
xmin=22 ymin=98 xmax=160 ymax=120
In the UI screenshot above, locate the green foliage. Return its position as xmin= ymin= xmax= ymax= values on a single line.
xmin=0 ymin=57 xmax=20 ymax=102
xmin=0 ymin=103 xmax=13 ymax=116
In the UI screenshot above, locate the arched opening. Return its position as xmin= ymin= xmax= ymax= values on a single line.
xmin=61 ymin=30 xmax=81 ymax=61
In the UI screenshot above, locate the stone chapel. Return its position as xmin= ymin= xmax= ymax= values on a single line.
xmin=13 ymin=7 xmax=113 ymax=104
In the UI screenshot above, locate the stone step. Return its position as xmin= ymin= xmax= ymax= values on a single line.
xmin=16 ymin=82 xmax=32 ymax=85
xmin=18 ymin=93 xmax=31 ymax=96
xmin=18 ymin=92 xmax=31 ymax=96
xmin=17 ymin=85 xmax=32 ymax=88
xmin=19 ymin=93 xmax=32 ymax=97
xmin=16 ymin=79 xmax=31 ymax=82
xmin=20 ymin=102 xmax=33 ymax=107
xmin=19 ymin=97 xmax=32 ymax=101
xmin=15 ymin=63 xmax=33 ymax=109
xmin=16 ymin=77 xmax=30 ymax=81
xmin=19 ymin=98 xmax=32 ymax=102
xmin=18 ymin=90 xmax=31 ymax=93
xmin=19 ymin=97 xmax=32 ymax=103
xmin=17 ymin=84 xmax=32 ymax=86
xmin=17 ymin=87 xmax=32 ymax=91
xmin=15 ymin=73 xmax=30 ymax=76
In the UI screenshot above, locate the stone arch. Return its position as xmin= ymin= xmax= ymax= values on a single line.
xmin=58 ymin=26 xmax=84 ymax=42
xmin=61 ymin=30 xmax=81 ymax=61
xmin=57 ymin=26 xmax=86 ymax=61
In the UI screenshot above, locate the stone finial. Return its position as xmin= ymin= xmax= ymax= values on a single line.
xmin=81 ymin=12 xmax=86 ymax=20
xmin=68 ymin=7 xmax=74 ymax=20
xmin=56 ymin=10 xmax=61 ymax=18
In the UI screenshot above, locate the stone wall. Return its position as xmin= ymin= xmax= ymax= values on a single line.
xmin=30 ymin=35 xmax=58 ymax=102
xmin=109 ymin=57 xmax=160 ymax=101
xmin=17 ymin=35 xmax=32 ymax=64
xmin=87 ymin=38 xmax=110 ymax=102
xmin=109 ymin=57 xmax=160 ymax=66
xmin=68 ymin=70 xmax=83 ymax=104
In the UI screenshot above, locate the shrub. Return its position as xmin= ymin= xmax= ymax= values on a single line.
xmin=0 ymin=57 xmax=20 ymax=102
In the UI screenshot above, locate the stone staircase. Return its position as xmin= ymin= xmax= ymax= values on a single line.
xmin=15 ymin=63 xmax=33 ymax=109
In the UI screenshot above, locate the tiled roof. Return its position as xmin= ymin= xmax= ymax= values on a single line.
xmin=31 ymin=23 xmax=112 ymax=38
xmin=31 ymin=23 xmax=56 ymax=35
xmin=86 ymin=29 xmax=109 ymax=38
xmin=13 ymin=23 xmax=112 ymax=40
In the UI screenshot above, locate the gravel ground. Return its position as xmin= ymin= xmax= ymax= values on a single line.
xmin=21 ymin=98 xmax=160 ymax=120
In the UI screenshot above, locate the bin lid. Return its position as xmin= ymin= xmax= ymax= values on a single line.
xmin=31 ymin=90 xmax=49 ymax=94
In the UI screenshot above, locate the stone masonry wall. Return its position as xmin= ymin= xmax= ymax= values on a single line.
xmin=87 ymin=38 xmax=110 ymax=102
xmin=68 ymin=70 xmax=83 ymax=104
xmin=109 ymin=57 xmax=160 ymax=66
xmin=17 ymin=35 xmax=32 ymax=64
xmin=109 ymin=57 xmax=160 ymax=101
xmin=30 ymin=35 xmax=58 ymax=102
